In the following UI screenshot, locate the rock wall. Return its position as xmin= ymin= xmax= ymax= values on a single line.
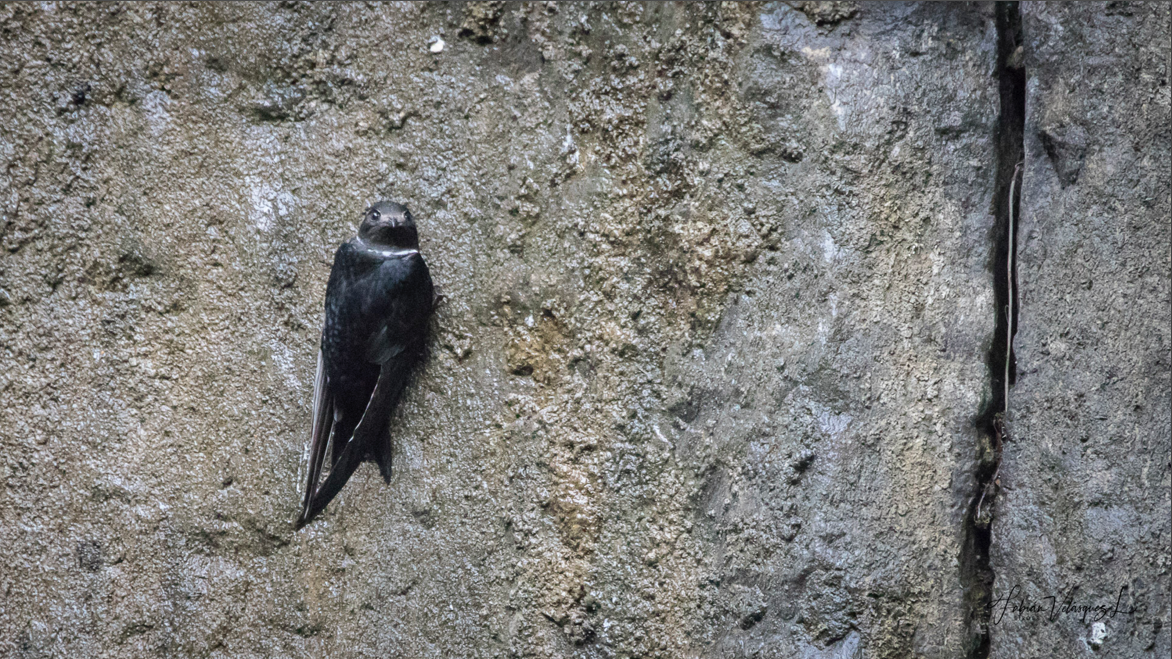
xmin=991 ymin=3 xmax=1171 ymax=658
xmin=0 ymin=3 xmax=1166 ymax=658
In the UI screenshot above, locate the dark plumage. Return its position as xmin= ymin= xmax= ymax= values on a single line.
xmin=297 ymin=200 xmax=434 ymax=529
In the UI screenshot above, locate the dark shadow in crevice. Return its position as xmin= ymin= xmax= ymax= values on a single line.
xmin=961 ymin=3 xmax=1025 ymax=658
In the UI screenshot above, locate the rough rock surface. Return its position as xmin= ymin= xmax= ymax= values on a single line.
xmin=0 ymin=3 xmax=1166 ymax=658
xmin=990 ymin=3 xmax=1172 ymax=658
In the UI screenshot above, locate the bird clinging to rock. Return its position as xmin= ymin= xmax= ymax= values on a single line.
xmin=297 ymin=200 xmax=435 ymax=529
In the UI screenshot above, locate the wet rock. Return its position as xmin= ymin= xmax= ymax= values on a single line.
xmin=1039 ymin=123 xmax=1088 ymax=187
xmin=459 ymin=1 xmax=505 ymax=43
xmin=0 ymin=3 xmax=1165 ymax=659
xmin=250 ymin=83 xmax=306 ymax=121
xmin=76 ymin=540 xmax=103 ymax=572
xmin=991 ymin=4 xmax=1171 ymax=658
xmin=797 ymin=2 xmax=859 ymax=26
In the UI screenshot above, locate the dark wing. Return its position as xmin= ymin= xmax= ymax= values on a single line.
xmin=297 ymin=348 xmax=335 ymax=528
xmin=362 ymin=258 xmax=433 ymax=481
xmin=361 ymin=350 xmax=412 ymax=483
xmin=364 ymin=324 xmax=406 ymax=365
xmin=297 ymin=250 xmax=433 ymax=529
xmin=296 ymin=357 xmax=410 ymax=526
xmin=359 ymin=317 xmax=408 ymax=483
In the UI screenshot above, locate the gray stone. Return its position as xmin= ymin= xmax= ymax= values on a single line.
xmin=0 ymin=3 xmax=1166 ymax=659
xmin=991 ymin=3 xmax=1172 ymax=659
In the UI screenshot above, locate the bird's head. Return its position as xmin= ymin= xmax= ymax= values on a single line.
xmin=358 ymin=200 xmax=419 ymax=249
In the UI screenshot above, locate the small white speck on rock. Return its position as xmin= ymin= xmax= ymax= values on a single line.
xmin=429 ymin=37 xmax=445 ymax=54
xmin=1089 ymin=622 xmax=1108 ymax=650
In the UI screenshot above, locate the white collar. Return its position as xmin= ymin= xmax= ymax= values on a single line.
xmin=354 ymin=237 xmax=419 ymax=258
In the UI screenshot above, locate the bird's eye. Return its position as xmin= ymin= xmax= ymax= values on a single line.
xmin=370 ymin=210 xmax=381 ymax=222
